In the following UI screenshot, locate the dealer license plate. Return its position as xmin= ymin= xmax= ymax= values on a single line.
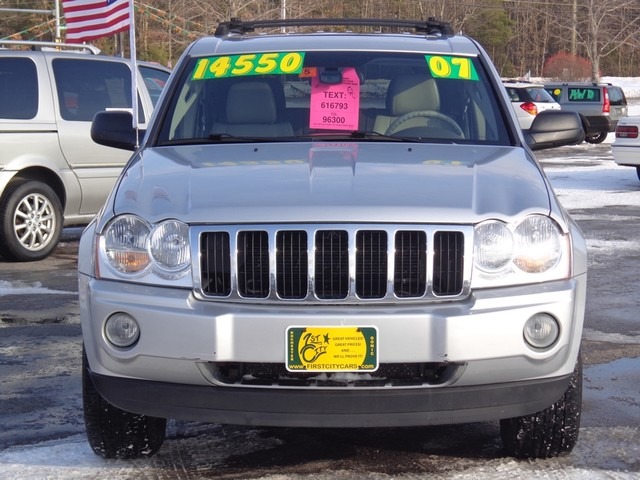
xmin=286 ymin=326 xmax=378 ymax=372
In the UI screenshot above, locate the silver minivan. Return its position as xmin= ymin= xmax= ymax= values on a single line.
xmin=0 ymin=41 xmax=170 ymax=261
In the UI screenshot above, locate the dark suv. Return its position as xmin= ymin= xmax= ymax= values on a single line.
xmin=545 ymin=82 xmax=628 ymax=144
xmin=80 ymin=18 xmax=586 ymax=460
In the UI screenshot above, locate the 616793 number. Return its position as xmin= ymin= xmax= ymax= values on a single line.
xmin=320 ymin=101 xmax=349 ymax=110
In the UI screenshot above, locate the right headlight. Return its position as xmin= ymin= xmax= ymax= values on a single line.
xmin=98 ymin=214 xmax=192 ymax=286
xmin=103 ymin=215 xmax=152 ymax=274
xmin=472 ymin=214 xmax=570 ymax=288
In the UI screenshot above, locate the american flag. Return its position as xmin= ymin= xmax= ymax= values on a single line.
xmin=62 ymin=0 xmax=131 ymax=44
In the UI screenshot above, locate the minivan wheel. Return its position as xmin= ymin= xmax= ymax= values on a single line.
xmin=584 ymin=131 xmax=608 ymax=144
xmin=82 ymin=346 xmax=167 ymax=459
xmin=636 ymin=166 xmax=640 ymax=182
xmin=0 ymin=180 xmax=63 ymax=261
xmin=500 ymin=352 xmax=582 ymax=459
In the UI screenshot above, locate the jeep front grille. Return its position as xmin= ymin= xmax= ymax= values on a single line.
xmin=196 ymin=224 xmax=471 ymax=303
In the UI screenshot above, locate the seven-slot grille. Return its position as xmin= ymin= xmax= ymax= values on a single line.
xmin=197 ymin=225 xmax=468 ymax=302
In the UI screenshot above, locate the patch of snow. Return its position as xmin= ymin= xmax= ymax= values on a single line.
xmin=0 ymin=280 xmax=75 ymax=296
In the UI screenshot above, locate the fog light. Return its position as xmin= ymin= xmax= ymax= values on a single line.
xmin=523 ymin=313 xmax=559 ymax=349
xmin=105 ymin=313 xmax=140 ymax=348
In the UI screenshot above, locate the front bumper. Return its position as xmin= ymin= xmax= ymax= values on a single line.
xmin=583 ymin=115 xmax=612 ymax=135
xmin=80 ymin=267 xmax=586 ymax=427
xmin=88 ymin=367 xmax=573 ymax=427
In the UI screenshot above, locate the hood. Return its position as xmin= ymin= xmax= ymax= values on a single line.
xmin=111 ymin=142 xmax=551 ymax=225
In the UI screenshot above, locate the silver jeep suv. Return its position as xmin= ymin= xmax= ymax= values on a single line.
xmin=0 ymin=40 xmax=170 ymax=261
xmin=79 ymin=18 xmax=587 ymax=460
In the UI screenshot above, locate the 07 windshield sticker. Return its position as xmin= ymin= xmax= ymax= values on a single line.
xmin=425 ymin=55 xmax=479 ymax=81
xmin=191 ymin=52 xmax=305 ymax=80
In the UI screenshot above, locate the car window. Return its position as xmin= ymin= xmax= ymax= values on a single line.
xmin=52 ymin=58 xmax=145 ymax=123
xmin=608 ymin=87 xmax=626 ymax=105
xmin=525 ymin=87 xmax=556 ymax=103
xmin=158 ymin=51 xmax=510 ymax=146
xmin=139 ymin=65 xmax=170 ymax=106
xmin=505 ymin=87 xmax=523 ymax=102
xmin=566 ymin=87 xmax=600 ymax=102
xmin=0 ymin=57 xmax=38 ymax=119
xmin=545 ymin=87 xmax=561 ymax=102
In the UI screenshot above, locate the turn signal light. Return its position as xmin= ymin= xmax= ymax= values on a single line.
xmin=519 ymin=101 xmax=537 ymax=116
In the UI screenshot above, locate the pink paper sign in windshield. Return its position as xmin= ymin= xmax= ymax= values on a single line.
xmin=309 ymin=67 xmax=360 ymax=131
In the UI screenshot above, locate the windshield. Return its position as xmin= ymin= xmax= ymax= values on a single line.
xmin=157 ymin=51 xmax=510 ymax=145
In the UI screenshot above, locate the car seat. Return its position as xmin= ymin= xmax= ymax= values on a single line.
xmin=211 ymin=81 xmax=294 ymax=137
xmin=374 ymin=75 xmax=463 ymax=138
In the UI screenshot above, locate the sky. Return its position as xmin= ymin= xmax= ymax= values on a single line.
xmin=0 ymin=78 xmax=639 ymax=480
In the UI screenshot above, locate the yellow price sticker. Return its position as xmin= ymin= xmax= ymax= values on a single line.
xmin=192 ymin=52 xmax=305 ymax=80
xmin=425 ymin=55 xmax=479 ymax=81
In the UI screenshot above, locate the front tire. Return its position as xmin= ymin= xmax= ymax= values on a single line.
xmin=82 ymin=346 xmax=167 ymax=459
xmin=500 ymin=353 xmax=582 ymax=459
xmin=0 ymin=179 xmax=63 ymax=261
xmin=584 ymin=131 xmax=608 ymax=144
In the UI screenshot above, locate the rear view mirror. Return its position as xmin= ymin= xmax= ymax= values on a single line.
xmin=319 ymin=68 xmax=343 ymax=84
xmin=524 ymin=110 xmax=585 ymax=151
xmin=91 ymin=110 xmax=144 ymax=151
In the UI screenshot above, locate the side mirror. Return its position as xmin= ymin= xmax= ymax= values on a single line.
xmin=91 ymin=111 xmax=144 ymax=151
xmin=524 ymin=110 xmax=585 ymax=151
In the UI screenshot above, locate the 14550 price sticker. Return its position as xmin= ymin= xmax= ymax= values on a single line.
xmin=192 ymin=52 xmax=305 ymax=80
xmin=425 ymin=55 xmax=479 ymax=81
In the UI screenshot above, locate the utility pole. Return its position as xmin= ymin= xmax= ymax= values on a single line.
xmin=281 ymin=0 xmax=286 ymax=33
xmin=571 ymin=0 xmax=577 ymax=55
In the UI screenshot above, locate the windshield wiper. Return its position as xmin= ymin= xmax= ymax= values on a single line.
xmin=159 ymin=134 xmax=295 ymax=146
xmin=350 ymin=130 xmax=399 ymax=140
xmin=206 ymin=133 xmax=295 ymax=143
xmin=349 ymin=131 xmax=458 ymax=143
xmin=160 ymin=131 xmax=451 ymax=146
xmin=297 ymin=130 xmax=424 ymax=142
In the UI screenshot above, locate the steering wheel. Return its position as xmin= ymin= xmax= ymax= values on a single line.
xmin=385 ymin=110 xmax=464 ymax=138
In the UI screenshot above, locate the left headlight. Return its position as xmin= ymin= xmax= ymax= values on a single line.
xmin=513 ymin=215 xmax=562 ymax=273
xmin=99 ymin=214 xmax=191 ymax=284
xmin=472 ymin=214 xmax=570 ymax=288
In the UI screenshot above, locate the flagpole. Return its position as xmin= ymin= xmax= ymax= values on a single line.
xmin=55 ymin=0 xmax=61 ymax=42
xmin=129 ymin=0 xmax=139 ymax=143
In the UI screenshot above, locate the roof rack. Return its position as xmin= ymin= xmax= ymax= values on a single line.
xmin=214 ymin=17 xmax=454 ymax=37
xmin=0 ymin=40 xmax=101 ymax=55
xmin=502 ymin=78 xmax=536 ymax=84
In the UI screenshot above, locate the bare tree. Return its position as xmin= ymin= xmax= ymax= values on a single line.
xmin=545 ymin=0 xmax=640 ymax=81
xmin=5 ymin=0 xmax=640 ymax=77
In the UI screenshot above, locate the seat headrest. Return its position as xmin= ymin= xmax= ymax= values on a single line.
xmin=226 ymin=81 xmax=277 ymax=124
xmin=387 ymin=76 xmax=440 ymax=115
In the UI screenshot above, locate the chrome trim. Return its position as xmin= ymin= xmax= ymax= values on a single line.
xmin=191 ymin=223 xmax=473 ymax=304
